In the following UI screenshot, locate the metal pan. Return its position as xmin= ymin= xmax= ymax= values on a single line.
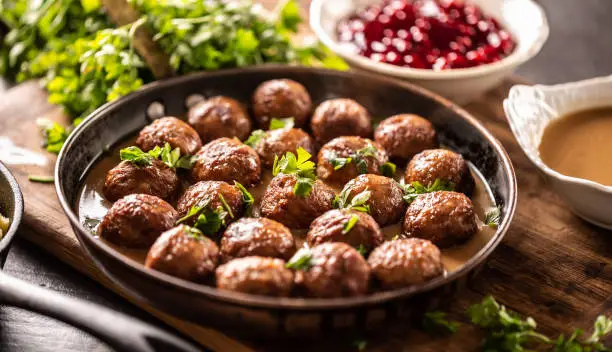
xmin=56 ymin=65 xmax=517 ymax=338
xmin=0 ymin=162 xmax=201 ymax=352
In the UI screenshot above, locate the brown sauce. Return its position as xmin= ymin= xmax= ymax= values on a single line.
xmin=76 ymin=137 xmax=497 ymax=273
xmin=539 ymin=107 xmax=612 ymax=186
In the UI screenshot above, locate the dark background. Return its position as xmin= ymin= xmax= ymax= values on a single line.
xmin=1 ymin=0 xmax=611 ymax=351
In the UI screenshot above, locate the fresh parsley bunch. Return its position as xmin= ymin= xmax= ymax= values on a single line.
xmin=272 ymin=147 xmax=316 ymax=198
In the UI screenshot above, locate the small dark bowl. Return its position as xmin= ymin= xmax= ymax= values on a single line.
xmin=0 ymin=162 xmax=24 ymax=268
xmin=55 ymin=66 xmax=517 ymax=338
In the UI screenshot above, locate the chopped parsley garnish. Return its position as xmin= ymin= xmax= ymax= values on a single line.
xmin=329 ymin=144 xmax=379 ymax=175
xmin=218 ymin=194 xmax=234 ymax=219
xmin=82 ymin=217 xmax=101 ymax=235
xmin=234 ymin=181 xmax=254 ymax=216
xmin=273 ymin=147 xmax=316 ymax=198
xmin=176 ymin=195 xmax=228 ymax=234
xmin=285 ymin=247 xmax=314 ymax=271
xmin=333 ymin=186 xmax=371 ymax=213
xmin=342 ymin=214 xmax=360 ymax=235
xmin=184 ymin=225 xmax=205 ymax=240
xmin=269 ymin=117 xmax=295 ymax=130
xmin=423 ymin=311 xmax=460 ymax=335
xmin=380 ymin=162 xmax=397 ymax=177
xmin=355 ymin=244 xmax=367 ymax=257
xmin=484 ymin=206 xmax=501 ymax=229
xmin=244 ymin=129 xmax=266 ymax=148
xmin=401 ymin=179 xmax=455 ymax=204
xmin=120 ymin=143 xmax=194 ymax=169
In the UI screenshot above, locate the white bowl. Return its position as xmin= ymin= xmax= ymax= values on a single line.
xmin=504 ymin=75 xmax=612 ymax=229
xmin=310 ymin=0 xmax=549 ymax=103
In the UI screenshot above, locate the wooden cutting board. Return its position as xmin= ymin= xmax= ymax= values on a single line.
xmin=3 ymin=77 xmax=612 ymax=352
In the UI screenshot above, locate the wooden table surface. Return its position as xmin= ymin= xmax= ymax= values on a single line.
xmin=1 ymin=0 xmax=612 ymax=351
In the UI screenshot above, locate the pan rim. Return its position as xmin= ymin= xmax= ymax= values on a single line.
xmin=55 ymin=65 xmax=517 ymax=310
xmin=0 ymin=162 xmax=24 ymax=258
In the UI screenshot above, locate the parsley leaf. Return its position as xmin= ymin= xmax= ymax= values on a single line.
xmin=380 ymin=162 xmax=396 ymax=177
xmin=184 ymin=225 xmax=205 ymax=240
xmin=342 ymin=214 xmax=360 ymax=235
xmin=329 ymin=144 xmax=378 ymax=175
xmin=244 ymin=129 xmax=266 ymax=148
xmin=485 ymin=206 xmax=501 ymax=229
xmin=276 ymin=0 xmax=301 ymax=33
xmin=273 ymin=147 xmax=316 ymax=198
xmin=286 ymin=247 xmax=314 ymax=271
xmin=218 ymin=193 xmax=234 ymax=219
xmin=269 ymin=117 xmax=295 ymax=130
xmin=333 ymin=187 xmax=371 ymax=213
xmin=355 ymin=244 xmax=367 ymax=257
xmin=120 ymin=146 xmax=155 ymax=166
xmin=234 ymin=181 xmax=254 ymax=217
xmin=423 ymin=311 xmax=460 ymax=335
xmin=156 ymin=143 xmax=194 ymax=169
xmin=401 ymin=179 xmax=455 ymax=204
xmin=176 ymin=195 xmax=229 ymax=234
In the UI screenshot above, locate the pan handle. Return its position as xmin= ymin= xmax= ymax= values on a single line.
xmin=0 ymin=271 xmax=202 ymax=352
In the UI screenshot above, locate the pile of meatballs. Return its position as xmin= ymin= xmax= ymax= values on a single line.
xmin=96 ymin=78 xmax=482 ymax=299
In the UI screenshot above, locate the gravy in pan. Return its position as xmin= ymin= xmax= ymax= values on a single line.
xmin=77 ymin=137 xmax=497 ymax=273
xmin=539 ymin=107 xmax=612 ymax=186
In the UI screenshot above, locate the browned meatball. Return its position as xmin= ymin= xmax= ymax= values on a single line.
xmin=294 ymin=242 xmax=370 ymax=298
xmin=252 ymin=79 xmax=312 ymax=128
xmin=341 ymin=174 xmax=406 ymax=226
xmin=404 ymin=149 xmax=475 ymax=196
xmin=403 ymin=191 xmax=478 ymax=247
xmin=216 ymin=256 xmax=294 ymax=297
xmin=145 ymin=225 xmax=219 ymax=283
xmin=374 ymin=114 xmax=438 ymax=160
xmin=255 ymin=128 xmax=316 ymax=168
xmin=176 ymin=181 xmax=244 ymax=231
xmin=187 ymin=96 xmax=252 ymax=143
xmin=260 ymin=173 xmax=335 ymax=229
xmin=317 ymin=137 xmax=389 ymax=185
xmin=136 ymin=116 xmax=202 ymax=156
xmin=98 ymin=194 xmax=177 ymax=248
xmin=368 ymin=238 xmax=444 ymax=289
xmin=103 ymin=159 xmax=179 ymax=202
xmin=191 ymin=138 xmax=261 ymax=187
xmin=310 ymin=99 xmax=372 ymax=144
xmin=220 ymin=218 xmax=296 ymax=262
xmin=307 ymin=209 xmax=383 ymax=252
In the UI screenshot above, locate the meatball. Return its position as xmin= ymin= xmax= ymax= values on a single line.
xmin=191 ymin=137 xmax=261 ymax=187
xmin=103 ymin=159 xmax=179 ymax=202
xmin=310 ymin=99 xmax=372 ymax=144
xmin=98 ymin=194 xmax=177 ymax=248
xmin=307 ymin=209 xmax=383 ymax=252
xmin=404 ymin=149 xmax=475 ymax=196
xmin=255 ymin=128 xmax=316 ymax=168
xmin=341 ymin=174 xmax=406 ymax=226
xmin=294 ymin=242 xmax=370 ymax=298
xmin=374 ymin=114 xmax=438 ymax=160
xmin=145 ymin=225 xmax=219 ymax=283
xmin=317 ymin=136 xmax=389 ymax=185
xmin=368 ymin=238 xmax=444 ymax=289
xmin=216 ymin=256 xmax=294 ymax=297
xmin=187 ymin=96 xmax=252 ymax=143
xmin=260 ymin=173 xmax=335 ymax=229
xmin=176 ymin=181 xmax=244 ymax=231
xmin=403 ymin=191 xmax=478 ymax=247
xmin=136 ymin=116 xmax=202 ymax=156
xmin=220 ymin=218 xmax=296 ymax=262
xmin=252 ymin=79 xmax=312 ymax=128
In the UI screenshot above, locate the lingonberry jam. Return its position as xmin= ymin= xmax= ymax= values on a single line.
xmin=336 ymin=0 xmax=516 ymax=70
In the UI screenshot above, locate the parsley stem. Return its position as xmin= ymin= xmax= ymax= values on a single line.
xmin=28 ymin=175 xmax=55 ymax=183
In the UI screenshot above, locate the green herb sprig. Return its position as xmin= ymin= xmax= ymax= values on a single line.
xmin=342 ymin=214 xmax=360 ymax=235
xmin=401 ymin=179 xmax=455 ymax=204
xmin=37 ymin=119 xmax=70 ymax=154
xmin=244 ymin=117 xmax=295 ymax=148
xmin=285 ymin=247 xmax=314 ymax=271
xmin=234 ymin=181 xmax=254 ymax=217
xmin=329 ymin=145 xmax=390 ymax=175
xmin=333 ymin=187 xmax=371 ymax=213
xmin=484 ymin=206 xmax=501 ymax=229
xmin=120 ymin=143 xmax=194 ymax=169
xmin=272 ymin=147 xmax=316 ymax=198
xmin=423 ymin=311 xmax=460 ymax=335
xmin=176 ymin=195 xmax=228 ymax=234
